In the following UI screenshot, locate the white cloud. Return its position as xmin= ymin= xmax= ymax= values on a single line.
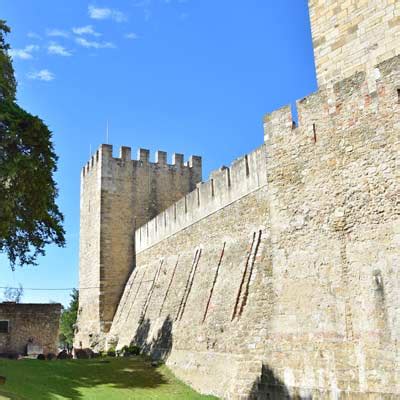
xmin=28 ymin=69 xmax=55 ymax=81
xmin=72 ymin=25 xmax=101 ymax=37
xmin=48 ymin=43 xmax=72 ymax=56
xmin=88 ymin=5 xmax=127 ymax=22
xmin=9 ymin=45 xmax=39 ymax=60
xmin=47 ymin=29 xmax=69 ymax=38
xmin=27 ymin=32 xmax=42 ymax=40
xmin=125 ymin=32 xmax=138 ymax=40
xmin=75 ymin=37 xmax=115 ymax=49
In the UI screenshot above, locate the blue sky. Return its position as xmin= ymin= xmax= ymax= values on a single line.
xmin=0 ymin=0 xmax=317 ymax=306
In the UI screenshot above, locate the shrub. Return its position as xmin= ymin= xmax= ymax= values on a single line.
xmin=128 ymin=345 xmax=140 ymax=355
xmin=107 ymin=347 xmax=116 ymax=357
xmin=120 ymin=345 xmax=140 ymax=356
xmin=57 ymin=350 xmax=70 ymax=360
xmin=74 ymin=348 xmax=94 ymax=359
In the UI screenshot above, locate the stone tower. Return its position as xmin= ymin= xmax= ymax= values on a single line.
xmin=309 ymin=0 xmax=400 ymax=87
xmin=75 ymin=144 xmax=202 ymax=348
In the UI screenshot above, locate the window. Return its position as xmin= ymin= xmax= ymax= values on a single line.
xmin=0 ymin=321 xmax=9 ymax=333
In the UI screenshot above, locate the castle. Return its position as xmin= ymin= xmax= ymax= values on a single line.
xmin=75 ymin=0 xmax=400 ymax=398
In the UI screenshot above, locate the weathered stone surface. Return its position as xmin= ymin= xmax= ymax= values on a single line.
xmin=76 ymin=1 xmax=400 ymax=398
xmin=310 ymin=0 xmax=400 ymax=87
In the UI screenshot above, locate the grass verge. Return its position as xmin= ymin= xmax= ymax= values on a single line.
xmin=0 ymin=357 xmax=218 ymax=400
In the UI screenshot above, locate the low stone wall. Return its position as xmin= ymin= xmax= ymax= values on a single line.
xmin=0 ymin=303 xmax=62 ymax=355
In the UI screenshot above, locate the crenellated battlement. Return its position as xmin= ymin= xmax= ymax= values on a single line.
xmin=263 ymin=54 xmax=400 ymax=147
xmin=81 ymin=144 xmax=202 ymax=179
xmin=135 ymin=145 xmax=267 ymax=253
xmin=263 ymin=105 xmax=294 ymax=141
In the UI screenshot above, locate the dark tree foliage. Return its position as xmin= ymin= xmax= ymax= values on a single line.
xmin=60 ymin=289 xmax=79 ymax=348
xmin=0 ymin=21 xmax=65 ymax=267
xmin=0 ymin=20 xmax=16 ymax=102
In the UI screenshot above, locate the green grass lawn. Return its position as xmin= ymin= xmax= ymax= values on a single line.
xmin=0 ymin=357 xmax=218 ymax=400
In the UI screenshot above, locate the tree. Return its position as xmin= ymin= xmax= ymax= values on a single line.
xmin=3 ymin=284 xmax=23 ymax=303
xmin=60 ymin=289 xmax=79 ymax=349
xmin=0 ymin=21 xmax=16 ymax=102
xmin=0 ymin=20 xmax=65 ymax=268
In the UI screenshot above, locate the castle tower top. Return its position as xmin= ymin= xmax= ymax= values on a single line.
xmin=309 ymin=0 xmax=400 ymax=87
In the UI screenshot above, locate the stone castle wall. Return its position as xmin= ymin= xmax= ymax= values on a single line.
xmin=107 ymin=55 xmax=399 ymax=398
xmin=75 ymin=145 xmax=202 ymax=348
xmin=258 ymin=54 xmax=400 ymax=399
xmin=108 ymin=144 xmax=269 ymax=398
xmin=0 ymin=303 xmax=62 ymax=355
xmin=310 ymin=0 xmax=400 ymax=86
xmin=76 ymin=0 xmax=400 ymax=398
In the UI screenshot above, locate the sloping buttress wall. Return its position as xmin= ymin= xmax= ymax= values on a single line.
xmin=108 ymin=145 xmax=271 ymax=399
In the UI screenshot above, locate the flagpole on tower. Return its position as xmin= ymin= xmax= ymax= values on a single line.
xmin=106 ymin=120 xmax=109 ymax=144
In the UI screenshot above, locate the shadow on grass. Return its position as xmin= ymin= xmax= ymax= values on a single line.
xmin=0 ymin=315 xmax=178 ymax=400
xmin=0 ymin=316 xmax=212 ymax=400
xmin=0 ymin=356 xmax=169 ymax=400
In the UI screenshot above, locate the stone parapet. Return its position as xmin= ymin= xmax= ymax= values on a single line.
xmin=135 ymin=145 xmax=267 ymax=253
